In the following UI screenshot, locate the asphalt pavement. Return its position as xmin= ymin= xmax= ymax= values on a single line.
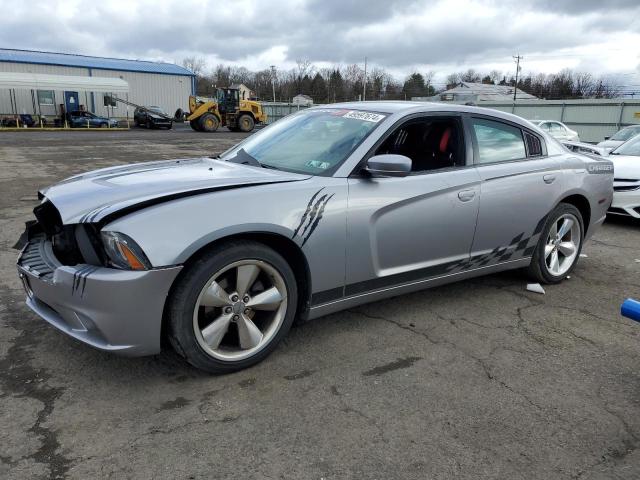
xmin=1 ymin=127 xmax=639 ymax=479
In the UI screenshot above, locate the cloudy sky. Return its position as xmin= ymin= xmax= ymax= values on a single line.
xmin=2 ymin=0 xmax=639 ymax=87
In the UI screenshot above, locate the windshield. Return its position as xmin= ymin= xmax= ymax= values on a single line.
xmin=221 ymin=108 xmax=386 ymax=175
xmin=610 ymin=126 xmax=640 ymax=141
xmin=148 ymin=107 xmax=166 ymax=115
xmin=611 ymin=135 xmax=640 ymax=156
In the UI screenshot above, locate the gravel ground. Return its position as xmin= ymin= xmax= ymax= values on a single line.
xmin=1 ymin=126 xmax=639 ymax=479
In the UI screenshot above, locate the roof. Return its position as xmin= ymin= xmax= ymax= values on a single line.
xmin=0 ymin=48 xmax=194 ymax=77
xmin=439 ymin=82 xmax=537 ymax=101
xmin=316 ymin=100 xmax=516 ymax=118
xmin=293 ymin=94 xmax=313 ymax=99
xmin=0 ymin=71 xmax=129 ymax=92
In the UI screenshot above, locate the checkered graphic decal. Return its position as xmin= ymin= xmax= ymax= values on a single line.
xmin=443 ymin=214 xmax=547 ymax=274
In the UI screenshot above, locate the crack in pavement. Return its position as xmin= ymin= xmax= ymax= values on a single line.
xmin=329 ymin=385 xmax=389 ymax=444
xmin=349 ymin=308 xmax=548 ymax=415
xmin=572 ymin=384 xmax=640 ymax=479
xmin=0 ymin=286 xmax=72 ymax=479
xmin=590 ymin=238 xmax=639 ymax=251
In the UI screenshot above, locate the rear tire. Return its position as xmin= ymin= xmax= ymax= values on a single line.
xmin=189 ymin=119 xmax=201 ymax=131
xmin=167 ymin=241 xmax=298 ymax=374
xmin=527 ymin=203 xmax=583 ymax=284
xmin=199 ymin=113 xmax=219 ymax=132
xmin=237 ymin=114 xmax=255 ymax=132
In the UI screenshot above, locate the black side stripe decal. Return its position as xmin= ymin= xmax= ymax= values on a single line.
xmin=301 ymin=194 xmax=334 ymax=247
xmin=300 ymin=194 xmax=327 ymax=239
xmin=311 ymin=213 xmax=550 ymax=306
xmin=292 ymin=188 xmax=334 ymax=247
xmin=292 ymin=188 xmax=324 ymax=238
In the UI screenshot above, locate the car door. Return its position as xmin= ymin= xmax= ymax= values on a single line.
xmin=345 ymin=113 xmax=481 ymax=296
xmin=467 ymin=115 xmax=564 ymax=265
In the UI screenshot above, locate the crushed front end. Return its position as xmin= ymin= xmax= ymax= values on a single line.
xmin=16 ymin=200 xmax=181 ymax=356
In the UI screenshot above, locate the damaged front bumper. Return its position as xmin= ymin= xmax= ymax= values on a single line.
xmin=16 ymin=231 xmax=182 ymax=356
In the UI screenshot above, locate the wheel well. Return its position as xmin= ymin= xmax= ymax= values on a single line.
xmin=160 ymin=232 xmax=312 ymax=348
xmin=559 ymin=194 xmax=591 ymax=232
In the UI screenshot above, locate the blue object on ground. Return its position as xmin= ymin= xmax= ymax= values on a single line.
xmin=621 ymin=298 xmax=640 ymax=322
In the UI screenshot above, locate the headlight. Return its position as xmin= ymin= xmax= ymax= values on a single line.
xmin=101 ymin=232 xmax=151 ymax=270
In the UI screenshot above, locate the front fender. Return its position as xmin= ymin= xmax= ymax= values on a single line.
xmin=175 ymin=222 xmax=296 ymax=264
xmin=102 ymin=178 xmax=348 ymax=296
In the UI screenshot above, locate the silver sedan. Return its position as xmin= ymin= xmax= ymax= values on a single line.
xmin=16 ymin=102 xmax=613 ymax=373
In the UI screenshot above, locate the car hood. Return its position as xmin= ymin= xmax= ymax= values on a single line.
xmin=40 ymin=157 xmax=311 ymax=224
xmin=609 ymin=155 xmax=640 ymax=179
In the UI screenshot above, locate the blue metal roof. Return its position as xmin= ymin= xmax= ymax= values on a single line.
xmin=0 ymin=48 xmax=195 ymax=77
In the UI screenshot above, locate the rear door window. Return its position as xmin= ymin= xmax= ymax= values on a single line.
xmin=471 ymin=118 xmax=526 ymax=164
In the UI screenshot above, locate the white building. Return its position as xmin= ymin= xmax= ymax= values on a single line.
xmin=292 ymin=94 xmax=313 ymax=106
xmin=415 ymin=82 xmax=538 ymax=103
xmin=0 ymin=48 xmax=195 ymax=119
xmin=230 ymin=83 xmax=256 ymax=101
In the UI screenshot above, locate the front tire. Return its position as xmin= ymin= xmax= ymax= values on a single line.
xmin=237 ymin=114 xmax=255 ymax=132
xmin=189 ymin=119 xmax=201 ymax=131
xmin=199 ymin=113 xmax=219 ymax=132
xmin=167 ymin=241 xmax=298 ymax=373
xmin=527 ymin=203 xmax=583 ymax=284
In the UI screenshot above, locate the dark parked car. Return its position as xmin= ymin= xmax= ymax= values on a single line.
xmin=134 ymin=106 xmax=173 ymax=129
xmin=68 ymin=111 xmax=118 ymax=128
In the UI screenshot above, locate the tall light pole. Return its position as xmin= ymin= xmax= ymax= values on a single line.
xmin=270 ymin=65 xmax=277 ymax=102
xmin=362 ymin=57 xmax=367 ymax=101
xmin=513 ymin=55 xmax=522 ymax=101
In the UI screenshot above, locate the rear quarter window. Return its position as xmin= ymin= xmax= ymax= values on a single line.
xmin=524 ymin=132 xmax=543 ymax=157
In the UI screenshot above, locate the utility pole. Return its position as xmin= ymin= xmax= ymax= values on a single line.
xmin=363 ymin=57 xmax=367 ymax=101
xmin=270 ymin=65 xmax=277 ymax=102
xmin=513 ymin=55 xmax=522 ymax=101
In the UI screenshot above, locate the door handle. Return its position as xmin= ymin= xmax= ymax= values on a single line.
xmin=543 ymin=174 xmax=556 ymax=184
xmin=458 ymin=190 xmax=476 ymax=202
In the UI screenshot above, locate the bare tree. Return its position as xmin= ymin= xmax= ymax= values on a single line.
xmin=424 ymin=70 xmax=436 ymax=95
xmin=295 ymin=59 xmax=314 ymax=79
xmin=460 ymin=68 xmax=481 ymax=83
xmin=574 ymin=72 xmax=595 ymax=98
xmin=182 ymin=56 xmax=206 ymax=77
xmin=445 ymin=72 xmax=461 ymax=88
xmin=489 ymin=70 xmax=502 ymax=84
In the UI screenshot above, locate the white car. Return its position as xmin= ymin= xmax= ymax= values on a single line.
xmin=531 ymin=120 xmax=580 ymax=142
xmin=597 ymin=125 xmax=640 ymax=153
xmin=608 ymin=135 xmax=640 ymax=219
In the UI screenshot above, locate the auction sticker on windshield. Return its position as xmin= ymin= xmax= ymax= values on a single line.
xmin=343 ymin=111 xmax=386 ymax=122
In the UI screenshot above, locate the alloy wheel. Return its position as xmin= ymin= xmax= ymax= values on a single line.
xmin=192 ymin=260 xmax=288 ymax=361
xmin=544 ymin=213 xmax=580 ymax=276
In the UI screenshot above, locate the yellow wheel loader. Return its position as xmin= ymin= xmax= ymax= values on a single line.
xmin=187 ymin=88 xmax=267 ymax=133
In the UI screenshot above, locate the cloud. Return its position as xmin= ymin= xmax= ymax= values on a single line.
xmin=0 ymin=0 xmax=639 ymax=80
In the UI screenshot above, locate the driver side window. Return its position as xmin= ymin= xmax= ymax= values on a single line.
xmin=374 ymin=116 xmax=465 ymax=173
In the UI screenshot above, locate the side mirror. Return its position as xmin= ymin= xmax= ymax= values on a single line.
xmin=604 ymin=136 xmax=610 ymax=140
xmin=364 ymin=154 xmax=412 ymax=178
